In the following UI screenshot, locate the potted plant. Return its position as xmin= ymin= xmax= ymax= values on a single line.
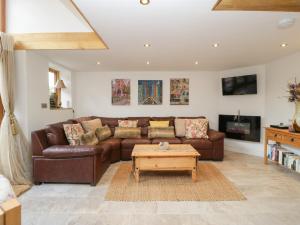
xmin=288 ymin=79 xmax=300 ymax=132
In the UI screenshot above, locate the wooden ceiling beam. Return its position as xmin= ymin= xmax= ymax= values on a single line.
xmin=0 ymin=0 xmax=5 ymax=32
xmin=13 ymin=32 xmax=107 ymax=50
xmin=213 ymin=0 xmax=300 ymax=12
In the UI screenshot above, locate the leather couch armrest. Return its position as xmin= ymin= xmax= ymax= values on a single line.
xmin=208 ymin=129 xmax=225 ymax=141
xmin=43 ymin=145 xmax=102 ymax=159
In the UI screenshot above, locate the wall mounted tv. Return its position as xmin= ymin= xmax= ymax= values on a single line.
xmin=222 ymin=74 xmax=257 ymax=96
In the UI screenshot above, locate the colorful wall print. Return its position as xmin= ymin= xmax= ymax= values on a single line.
xmin=170 ymin=78 xmax=189 ymax=105
xmin=111 ymin=79 xmax=130 ymax=105
xmin=138 ymin=80 xmax=163 ymax=105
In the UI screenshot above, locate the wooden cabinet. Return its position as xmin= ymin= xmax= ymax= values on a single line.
xmin=264 ymin=127 xmax=300 ymax=164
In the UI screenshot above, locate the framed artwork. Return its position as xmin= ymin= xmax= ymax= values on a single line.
xmin=111 ymin=79 xmax=130 ymax=105
xmin=138 ymin=80 xmax=163 ymax=105
xmin=170 ymin=78 xmax=189 ymax=105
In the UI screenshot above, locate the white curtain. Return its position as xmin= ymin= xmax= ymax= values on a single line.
xmin=0 ymin=32 xmax=32 ymax=185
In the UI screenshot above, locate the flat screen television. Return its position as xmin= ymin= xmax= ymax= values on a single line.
xmin=222 ymin=74 xmax=257 ymax=96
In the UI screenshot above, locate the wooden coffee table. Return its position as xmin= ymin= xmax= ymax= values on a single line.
xmin=131 ymin=144 xmax=200 ymax=182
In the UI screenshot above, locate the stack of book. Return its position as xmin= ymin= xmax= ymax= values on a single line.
xmin=267 ymin=144 xmax=300 ymax=173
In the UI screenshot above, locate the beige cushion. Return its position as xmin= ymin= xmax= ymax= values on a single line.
xmin=148 ymin=126 xmax=175 ymax=139
xmin=79 ymin=131 xmax=99 ymax=145
xmin=81 ymin=119 xmax=102 ymax=132
xmin=118 ymin=120 xmax=138 ymax=128
xmin=175 ymin=118 xmax=186 ymax=137
xmin=114 ymin=127 xmax=141 ymax=139
xmin=63 ymin=124 xmax=85 ymax=146
xmin=185 ymin=119 xmax=209 ymax=139
xmin=95 ymin=125 xmax=112 ymax=141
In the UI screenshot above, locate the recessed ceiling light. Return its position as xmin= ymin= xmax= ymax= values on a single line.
xmin=144 ymin=43 xmax=151 ymax=48
xmin=96 ymin=61 xmax=101 ymax=65
xmin=140 ymin=0 xmax=150 ymax=5
xmin=281 ymin=43 xmax=288 ymax=48
xmin=213 ymin=43 xmax=219 ymax=48
xmin=195 ymin=61 xmax=199 ymax=65
xmin=146 ymin=61 xmax=150 ymax=65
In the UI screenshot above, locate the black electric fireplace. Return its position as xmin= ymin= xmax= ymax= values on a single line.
xmin=219 ymin=114 xmax=261 ymax=142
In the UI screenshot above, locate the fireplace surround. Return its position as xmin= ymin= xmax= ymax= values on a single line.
xmin=219 ymin=114 xmax=261 ymax=142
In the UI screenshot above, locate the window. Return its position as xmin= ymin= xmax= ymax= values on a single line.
xmin=48 ymin=68 xmax=60 ymax=109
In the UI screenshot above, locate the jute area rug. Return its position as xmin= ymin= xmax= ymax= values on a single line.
xmin=105 ymin=163 xmax=246 ymax=202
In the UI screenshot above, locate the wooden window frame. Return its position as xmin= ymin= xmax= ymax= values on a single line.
xmin=49 ymin=68 xmax=61 ymax=108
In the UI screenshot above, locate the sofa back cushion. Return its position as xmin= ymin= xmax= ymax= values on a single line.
xmin=46 ymin=121 xmax=73 ymax=146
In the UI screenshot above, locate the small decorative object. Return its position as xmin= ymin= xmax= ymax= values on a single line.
xmin=288 ymin=119 xmax=295 ymax=132
xmin=138 ymin=80 xmax=163 ymax=105
xmin=287 ymin=78 xmax=300 ymax=132
xmin=170 ymin=78 xmax=189 ymax=105
xmin=159 ymin=142 xmax=169 ymax=150
xmin=112 ymin=79 xmax=130 ymax=105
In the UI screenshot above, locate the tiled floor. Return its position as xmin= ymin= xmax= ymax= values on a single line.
xmin=20 ymin=151 xmax=300 ymax=225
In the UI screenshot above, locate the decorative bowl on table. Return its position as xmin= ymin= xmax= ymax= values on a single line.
xmin=159 ymin=142 xmax=169 ymax=150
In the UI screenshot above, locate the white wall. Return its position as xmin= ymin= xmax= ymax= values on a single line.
xmin=218 ymin=65 xmax=266 ymax=157
xmin=265 ymin=52 xmax=300 ymax=126
xmin=72 ymin=71 xmax=220 ymax=129
xmin=14 ymin=51 xmax=74 ymax=140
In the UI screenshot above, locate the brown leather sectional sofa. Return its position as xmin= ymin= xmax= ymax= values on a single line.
xmin=31 ymin=116 xmax=224 ymax=186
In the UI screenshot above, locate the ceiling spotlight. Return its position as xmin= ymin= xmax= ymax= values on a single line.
xmin=140 ymin=0 xmax=150 ymax=5
xmin=213 ymin=43 xmax=219 ymax=48
xmin=146 ymin=61 xmax=150 ymax=65
xmin=96 ymin=61 xmax=101 ymax=65
xmin=195 ymin=61 xmax=199 ymax=65
xmin=281 ymin=43 xmax=288 ymax=48
xmin=144 ymin=43 xmax=151 ymax=48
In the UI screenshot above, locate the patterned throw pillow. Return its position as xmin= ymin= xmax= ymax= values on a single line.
xmin=175 ymin=118 xmax=186 ymax=137
xmin=118 ymin=120 xmax=138 ymax=128
xmin=79 ymin=131 xmax=99 ymax=145
xmin=95 ymin=125 xmax=112 ymax=141
xmin=149 ymin=121 xmax=169 ymax=128
xmin=114 ymin=127 xmax=141 ymax=139
xmin=63 ymin=123 xmax=85 ymax=146
xmin=81 ymin=119 xmax=102 ymax=132
xmin=148 ymin=126 xmax=175 ymax=139
xmin=185 ymin=119 xmax=209 ymax=139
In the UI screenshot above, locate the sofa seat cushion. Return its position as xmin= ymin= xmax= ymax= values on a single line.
xmin=101 ymin=138 xmax=121 ymax=151
xmin=181 ymin=138 xmax=212 ymax=150
xmin=43 ymin=146 xmax=101 ymax=159
xmin=151 ymin=138 xmax=182 ymax=144
xmin=121 ymin=138 xmax=151 ymax=149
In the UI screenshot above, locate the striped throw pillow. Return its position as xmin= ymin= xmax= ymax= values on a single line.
xmin=95 ymin=125 xmax=112 ymax=141
xmin=148 ymin=126 xmax=175 ymax=139
xmin=114 ymin=127 xmax=141 ymax=139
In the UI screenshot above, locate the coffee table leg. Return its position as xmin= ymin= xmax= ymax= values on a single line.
xmin=192 ymin=156 xmax=198 ymax=182
xmin=134 ymin=167 xmax=140 ymax=182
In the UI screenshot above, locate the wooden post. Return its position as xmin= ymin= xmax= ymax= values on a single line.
xmin=0 ymin=0 xmax=5 ymax=32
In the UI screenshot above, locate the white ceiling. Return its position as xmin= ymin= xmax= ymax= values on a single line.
xmin=38 ymin=0 xmax=300 ymax=72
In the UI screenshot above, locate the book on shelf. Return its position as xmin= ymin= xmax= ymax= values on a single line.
xmin=278 ymin=149 xmax=290 ymax=165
